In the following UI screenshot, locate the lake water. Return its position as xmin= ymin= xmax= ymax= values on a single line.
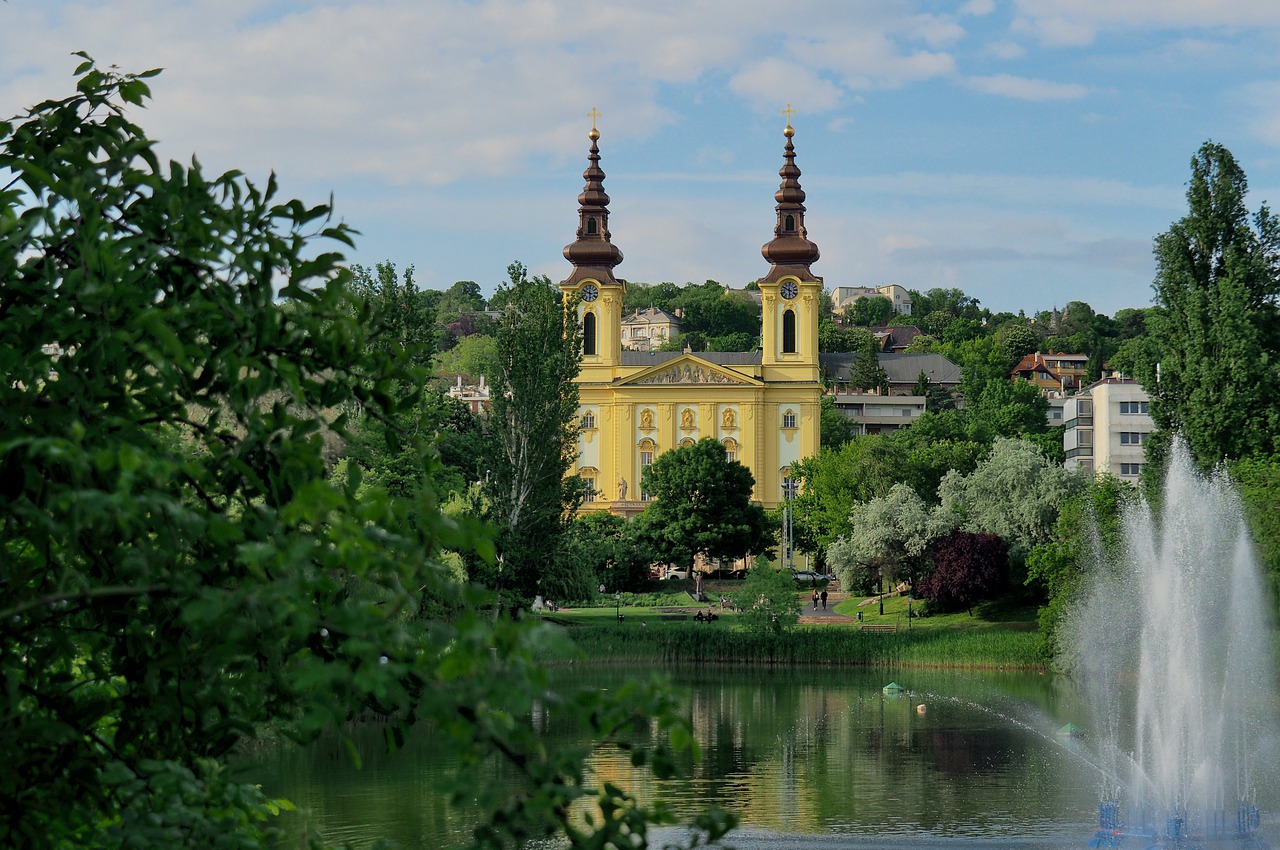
xmin=244 ymin=665 xmax=1275 ymax=849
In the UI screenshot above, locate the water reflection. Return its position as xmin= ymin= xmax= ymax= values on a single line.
xmin=246 ymin=666 xmax=1114 ymax=849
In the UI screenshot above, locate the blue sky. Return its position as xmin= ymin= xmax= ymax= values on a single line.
xmin=4 ymin=0 xmax=1279 ymax=317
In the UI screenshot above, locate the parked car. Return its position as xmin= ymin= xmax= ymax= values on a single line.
xmin=664 ymin=566 xmax=692 ymax=580
xmin=792 ymin=570 xmax=824 ymax=583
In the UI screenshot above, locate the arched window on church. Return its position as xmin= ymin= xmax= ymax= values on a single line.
xmin=583 ymin=311 xmax=597 ymax=356
xmin=679 ymin=437 xmax=695 ymax=449
xmin=580 ymin=467 xmax=598 ymax=503
xmin=638 ymin=439 xmax=656 ymax=501
xmin=581 ymin=411 xmax=596 ymax=430
xmin=722 ymin=438 xmax=738 ymax=463
xmin=782 ymin=308 xmax=796 ymax=353
xmin=784 ymin=214 xmax=795 ymax=232
xmin=586 ymin=217 xmax=598 ymax=235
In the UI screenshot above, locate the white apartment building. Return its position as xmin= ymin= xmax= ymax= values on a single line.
xmin=830 ymin=284 xmax=913 ymax=317
xmin=1063 ymin=377 xmax=1154 ymax=479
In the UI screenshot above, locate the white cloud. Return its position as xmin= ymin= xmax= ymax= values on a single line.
xmin=985 ymin=40 xmax=1027 ymax=60
xmin=1011 ymin=0 xmax=1280 ymax=46
xmin=1243 ymin=81 xmax=1280 ymax=147
xmin=961 ymin=0 xmax=996 ymax=16
xmin=965 ymin=74 xmax=1089 ymax=101
xmin=729 ymin=58 xmax=843 ymax=112
xmin=797 ymin=30 xmax=956 ymax=90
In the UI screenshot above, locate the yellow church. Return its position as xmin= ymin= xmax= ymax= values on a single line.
xmin=559 ymin=114 xmax=822 ymax=516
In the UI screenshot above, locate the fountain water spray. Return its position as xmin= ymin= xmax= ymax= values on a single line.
xmin=1064 ymin=441 xmax=1276 ymax=849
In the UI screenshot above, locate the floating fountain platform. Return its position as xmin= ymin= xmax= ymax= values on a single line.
xmin=1088 ymin=799 xmax=1269 ymax=850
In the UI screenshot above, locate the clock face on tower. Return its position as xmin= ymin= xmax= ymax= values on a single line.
xmin=581 ymin=283 xmax=599 ymax=302
xmin=780 ymin=281 xmax=799 ymax=300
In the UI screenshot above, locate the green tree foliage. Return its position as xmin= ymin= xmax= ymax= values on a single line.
xmin=917 ymin=531 xmax=1009 ymax=614
xmin=1109 ymin=308 xmax=1160 ymax=380
xmin=1024 ymin=475 xmax=1136 ymax=659
xmin=912 ymin=369 xmax=957 ymax=412
xmin=995 ymin=321 xmax=1039 ymax=365
xmin=566 ymin=510 xmax=654 ymax=594
xmin=937 ymin=438 xmax=1085 ymax=567
xmin=635 ymin=280 xmax=759 ymax=345
xmin=635 ymin=438 xmax=771 ymax=572
xmin=437 ymin=279 xmax=487 ymax=319
xmin=480 ymin=262 xmax=583 ymax=600
xmin=848 ymin=336 xmax=890 ymax=393
xmin=964 ymin=378 xmax=1050 ymax=443
xmin=918 ymin=309 xmax=954 ymax=338
xmin=942 ymin=333 xmax=1009 ymax=401
xmin=343 ymin=262 xmax=470 ymax=502
xmin=622 ymin=280 xmax=682 ymax=314
xmin=1228 ymin=456 xmax=1280 ymax=596
xmin=890 ymin=414 xmax=986 ymax=498
xmin=845 ymin=295 xmax=894 ymax=327
xmin=903 ymin=333 xmax=939 ymax=353
xmin=730 ymin=559 xmax=801 ymax=635
xmin=825 ymin=484 xmax=949 ymax=592
xmin=789 ymin=437 xmax=907 ymax=558
xmin=1140 ymin=142 xmax=1280 ymax=470
xmin=909 ymin=287 xmax=983 ymax=321
xmin=818 ymin=320 xmax=878 ymax=353
xmin=2 ymin=60 xmax=731 ymax=850
xmin=705 ymin=330 xmax=758 ymax=352
xmin=433 ymin=331 xmax=497 ymax=382
xmin=349 ymin=260 xmax=438 ymax=366
xmin=819 ymin=394 xmax=857 ymax=448
xmin=790 ymin=419 xmax=984 ymax=567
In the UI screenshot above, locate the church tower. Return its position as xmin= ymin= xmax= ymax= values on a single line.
xmin=758 ymin=111 xmax=821 ymax=376
xmin=560 ymin=110 xmax=624 ymax=369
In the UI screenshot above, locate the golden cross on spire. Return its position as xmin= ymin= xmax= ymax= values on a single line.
xmin=781 ymin=103 xmax=795 ymax=128
xmin=588 ymin=107 xmax=602 ymax=130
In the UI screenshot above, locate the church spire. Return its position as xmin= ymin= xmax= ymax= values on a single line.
xmin=563 ymin=109 xmax=624 ymax=287
xmin=760 ymin=107 xmax=820 ymax=283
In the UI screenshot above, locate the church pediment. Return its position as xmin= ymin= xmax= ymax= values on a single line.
xmin=622 ymin=355 xmax=759 ymax=387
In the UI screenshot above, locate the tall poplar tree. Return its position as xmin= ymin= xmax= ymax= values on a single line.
xmin=1143 ymin=142 xmax=1280 ymax=470
xmin=482 ymin=263 xmax=584 ymax=600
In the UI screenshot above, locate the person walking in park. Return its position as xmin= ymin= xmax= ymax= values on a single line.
xmin=812 ymin=590 xmax=819 ymax=610
xmin=820 ymin=589 xmax=828 ymax=610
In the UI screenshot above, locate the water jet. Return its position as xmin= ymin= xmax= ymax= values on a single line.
xmin=1066 ymin=441 xmax=1276 ymax=850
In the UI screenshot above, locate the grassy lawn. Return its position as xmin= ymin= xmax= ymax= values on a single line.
xmin=833 ymin=594 xmax=1039 ymax=633
xmin=542 ymin=587 xmax=1039 ymax=635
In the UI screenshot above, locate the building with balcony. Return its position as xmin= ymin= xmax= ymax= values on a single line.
xmin=1010 ymin=351 xmax=1089 ymax=396
xmin=620 ymin=307 xmax=682 ymax=351
xmin=1063 ymin=377 xmax=1153 ymax=479
xmin=828 ymin=391 xmax=927 ymax=436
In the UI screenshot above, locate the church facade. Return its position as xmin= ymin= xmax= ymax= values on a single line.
xmin=558 ymin=118 xmax=823 ymax=516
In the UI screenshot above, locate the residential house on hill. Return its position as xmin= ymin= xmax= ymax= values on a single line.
xmin=1010 ymin=351 xmax=1089 ymax=396
xmin=445 ymin=375 xmax=492 ymax=414
xmin=621 ymin=306 xmax=682 ymax=351
xmin=868 ymin=324 xmax=923 ymax=353
xmin=830 ymin=284 xmax=913 ymax=316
